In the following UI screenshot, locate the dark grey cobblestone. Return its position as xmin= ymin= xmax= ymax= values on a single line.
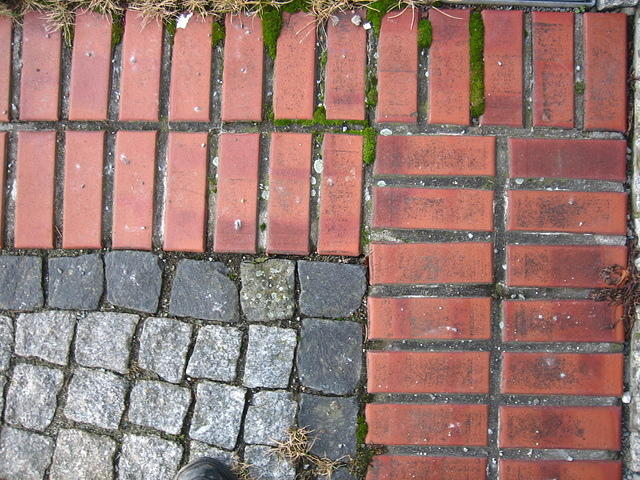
xmin=245 ymin=444 xmax=296 ymax=480
xmin=105 ymin=251 xmax=162 ymax=313
xmin=0 ymin=256 xmax=43 ymax=310
xmin=48 ymin=254 xmax=104 ymax=310
xmin=186 ymin=325 xmax=242 ymax=382
xmin=14 ymin=311 xmax=75 ymax=366
xmin=240 ymin=259 xmax=295 ymax=321
xmin=244 ymin=390 xmax=297 ymax=446
xmin=0 ymin=426 xmax=54 ymax=480
xmin=118 ymin=434 xmax=182 ymax=480
xmin=244 ymin=325 xmax=297 ymax=389
xmin=138 ymin=316 xmax=192 ymax=384
xmin=0 ymin=315 xmax=13 ymax=371
xmin=49 ymin=429 xmax=116 ymax=480
xmin=127 ymin=380 xmax=191 ymax=435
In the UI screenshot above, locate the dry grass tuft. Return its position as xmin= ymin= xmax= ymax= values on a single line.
xmin=129 ymin=0 xmax=180 ymax=22
xmin=71 ymin=0 xmax=123 ymax=18
xmin=231 ymin=460 xmax=255 ymax=480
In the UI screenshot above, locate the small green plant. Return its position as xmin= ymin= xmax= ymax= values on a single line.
xmin=417 ymin=18 xmax=432 ymax=49
xmin=111 ymin=15 xmax=124 ymax=46
xmin=366 ymin=72 xmax=378 ymax=108
xmin=211 ymin=20 xmax=224 ymax=47
xmin=469 ymin=10 xmax=485 ymax=118
xmin=575 ymin=81 xmax=585 ymax=95
xmin=259 ymin=223 xmax=267 ymax=232
xmin=165 ymin=18 xmax=177 ymax=44
xmin=207 ymin=177 xmax=217 ymax=194
xmin=261 ymin=6 xmax=283 ymax=59
xmin=363 ymin=127 xmax=376 ymax=165
xmin=356 ymin=415 xmax=369 ymax=444
xmin=366 ymin=0 xmax=396 ymax=36
xmin=320 ymin=49 xmax=328 ymax=67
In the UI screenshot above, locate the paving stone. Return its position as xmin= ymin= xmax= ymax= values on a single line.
xmin=597 ymin=0 xmax=637 ymax=9
xmin=244 ymin=390 xmax=297 ymax=446
xmin=47 ymin=254 xmax=104 ymax=309
xmin=14 ymin=311 xmax=75 ymax=365
xmin=245 ymin=445 xmax=295 ymax=480
xmin=244 ymin=325 xmax=296 ymax=388
xmin=138 ymin=317 xmax=192 ymax=383
xmin=631 ymin=431 xmax=640 ymax=472
xmin=189 ymin=441 xmax=237 ymax=464
xmin=189 ymin=381 xmax=246 ymax=449
xmin=127 ymin=380 xmax=191 ymax=435
xmin=240 ymin=259 xmax=295 ymax=321
xmin=75 ymin=312 xmax=138 ymax=374
xmin=64 ymin=367 xmax=126 ymax=430
xmin=105 ymin=251 xmax=162 ymax=313
xmin=5 ymin=363 xmax=64 ymax=431
xmin=0 ymin=315 xmax=13 ymax=372
xmin=0 ymin=256 xmax=43 ymax=310
xmin=319 ymin=466 xmax=357 ymax=480
xmin=118 ymin=434 xmax=182 ymax=480
xmin=169 ymin=259 xmax=239 ymax=322
xmin=0 ymin=375 xmax=5 ymax=412
xmin=297 ymin=318 xmax=362 ymax=395
xmin=49 ymin=429 xmax=116 ymax=480
xmin=298 ymin=261 xmax=366 ymax=318
xmin=0 ymin=426 xmax=54 ymax=480
xmin=186 ymin=325 xmax=242 ymax=381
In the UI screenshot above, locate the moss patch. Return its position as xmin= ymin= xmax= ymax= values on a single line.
xmin=366 ymin=72 xmax=378 ymax=108
xmin=575 ymin=81 xmax=585 ymax=95
xmin=417 ymin=18 xmax=432 ymax=49
xmin=111 ymin=14 xmax=124 ymax=47
xmin=261 ymin=6 xmax=283 ymax=59
xmin=363 ymin=127 xmax=376 ymax=165
xmin=356 ymin=415 xmax=369 ymax=444
xmin=366 ymin=0 xmax=397 ymax=36
xmin=469 ymin=9 xmax=485 ymax=118
xmin=320 ymin=49 xmax=328 ymax=67
xmin=350 ymin=444 xmax=385 ymax=478
xmin=211 ymin=20 xmax=224 ymax=47
xmin=165 ymin=18 xmax=176 ymax=44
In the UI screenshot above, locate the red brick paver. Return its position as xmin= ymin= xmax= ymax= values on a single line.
xmin=368 ymin=456 xmax=487 ymax=480
xmin=499 ymin=460 xmax=622 ymax=480
xmin=0 ymin=17 xmax=11 ymax=121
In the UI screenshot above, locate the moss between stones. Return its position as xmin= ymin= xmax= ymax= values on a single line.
xmin=366 ymin=0 xmax=396 ymax=36
xmin=362 ymin=127 xmax=376 ymax=165
xmin=417 ymin=17 xmax=432 ymax=49
xmin=356 ymin=415 xmax=368 ymax=444
xmin=261 ymin=6 xmax=282 ymax=59
xmin=469 ymin=9 xmax=485 ymax=119
xmin=211 ymin=20 xmax=224 ymax=47
xmin=365 ymin=72 xmax=378 ymax=108
xmin=575 ymin=81 xmax=585 ymax=95
xmin=165 ymin=18 xmax=177 ymax=44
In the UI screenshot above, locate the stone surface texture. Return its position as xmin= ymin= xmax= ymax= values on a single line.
xmin=47 ymin=254 xmax=104 ymax=309
xmin=0 ymin=426 xmax=55 ymax=480
xmin=245 ymin=445 xmax=296 ymax=480
xmin=244 ymin=325 xmax=297 ymax=388
xmin=127 ymin=380 xmax=191 ymax=435
xmin=105 ymin=251 xmax=162 ymax=313
xmin=244 ymin=390 xmax=297 ymax=446
xmin=186 ymin=324 xmax=241 ymax=381
xmin=14 ymin=311 xmax=75 ymax=365
xmin=138 ymin=316 xmax=192 ymax=383
xmin=118 ymin=434 xmax=183 ymax=480
xmin=49 ymin=429 xmax=116 ymax=480
xmin=240 ymin=259 xmax=296 ymax=321
xmin=0 ymin=256 xmax=43 ymax=310
xmin=0 ymin=315 xmax=12 ymax=371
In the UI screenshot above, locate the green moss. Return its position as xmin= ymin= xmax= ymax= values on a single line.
xmin=282 ymin=0 xmax=310 ymax=13
xmin=261 ymin=6 xmax=283 ymax=59
xmin=259 ymin=223 xmax=267 ymax=232
xmin=208 ymin=177 xmax=217 ymax=194
xmin=366 ymin=72 xmax=378 ymax=108
xmin=165 ymin=19 xmax=177 ymax=44
xmin=111 ymin=15 xmax=124 ymax=47
xmin=211 ymin=21 xmax=225 ymax=47
xmin=349 ymin=444 xmax=385 ymax=478
xmin=417 ymin=18 xmax=432 ymax=49
xmin=356 ymin=416 xmax=369 ymax=444
xmin=366 ymin=0 xmax=397 ymax=36
xmin=363 ymin=127 xmax=376 ymax=165
xmin=320 ymin=49 xmax=328 ymax=67
xmin=469 ymin=10 xmax=485 ymax=118
xmin=575 ymin=81 xmax=585 ymax=95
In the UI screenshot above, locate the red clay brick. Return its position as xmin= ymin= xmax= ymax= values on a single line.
xmin=481 ymin=10 xmax=523 ymax=127
xmin=0 ymin=133 xmax=6 ymax=246
xmin=375 ymin=136 xmax=496 ymax=176
xmin=368 ymin=296 xmax=492 ymax=340
xmin=0 ymin=17 xmax=12 ymax=121
xmin=273 ymin=12 xmax=316 ymax=120
xmin=112 ymin=131 xmax=156 ymax=250
xmin=221 ymin=13 xmax=264 ymax=122
xmin=376 ymin=9 xmax=418 ymax=123
xmin=369 ymin=242 xmax=493 ymax=285
xmin=366 ymin=404 xmax=488 ymax=446
xmin=368 ymin=351 xmax=490 ymax=394
xmin=163 ymin=133 xmax=208 ymax=252
xmin=584 ymin=13 xmax=627 ymax=132
xmin=62 ymin=131 xmax=104 ymax=249
xmin=503 ymin=300 xmax=624 ymax=343
xmin=373 ymin=187 xmax=493 ymax=231
xmin=325 ymin=11 xmax=366 ymax=121
xmin=499 ymin=406 xmax=621 ymax=450
xmin=501 ymin=352 xmax=623 ymax=396
xmin=118 ymin=10 xmax=162 ymax=121
xmin=317 ymin=134 xmax=363 ymax=256
xmin=68 ymin=10 xmax=112 ymax=121
xmin=428 ymin=8 xmax=470 ymax=126
xmin=509 ymin=138 xmax=627 ymax=182
xmin=500 ymin=460 xmax=622 ymax=480
xmin=15 ymin=131 xmax=56 ymax=249
xmin=507 ymin=190 xmax=627 ymax=235
xmin=532 ymin=12 xmax=574 ymax=128
xmin=367 ymin=456 xmax=487 ymax=480
xmin=506 ymin=245 xmax=627 ymax=288
xmin=169 ymin=15 xmax=212 ymax=121
xmin=19 ymin=12 xmax=61 ymax=121
xmin=214 ymin=133 xmax=260 ymax=253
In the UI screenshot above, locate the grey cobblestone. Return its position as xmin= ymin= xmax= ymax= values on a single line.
xmin=240 ymin=259 xmax=295 ymax=321
xmin=105 ymin=251 xmax=162 ymax=313
xmin=188 ymin=441 xmax=237 ymax=464
xmin=186 ymin=325 xmax=241 ymax=382
xmin=49 ymin=429 xmax=116 ymax=480
xmin=244 ymin=325 xmax=296 ymax=389
xmin=245 ymin=445 xmax=295 ymax=480
xmin=48 ymin=254 xmax=104 ymax=310
xmin=244 ymin=390 xmax=297 ymax=446
xmin=0 ymin=426 xmax=54 ymax=480
xmin=0 ymin=315 xmax=13 ymax=372
xmin=0 ymin=256 xmax=43 ymax=310
xmin=138 ymin=317 xmax=192 ymax=384
xmin=127 ymin=380 xmax=191 ymax=435
xmin=14 ymin=311 xmax=75 ymax=366
xmin=118 ymin=434 xmax=183 ymax=480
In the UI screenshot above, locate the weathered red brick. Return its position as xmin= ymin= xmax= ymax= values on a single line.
xmin=481 ymin=10 xmax=523 ymax=127
xmin=68 ymin=10 xmax=112 ymax=121
xmin=214 ymin=133 xmax=260 ymax=253
xmin=376 ymin=9 xmax=418 ymax=123
xmin=506 ymin=245 xmax=627 ymax=288
xmin=317 ymin=134 xmax=363 ymax=256
xmin=112 ymin=131 xmax=156 ymax=250
xmin=366 ymin=403 xmax=488 ymax=446
xmin=369 ymin=242 xmax=493 ymax=285
xmin=367 ymin=456 xmax=487 ymax=480
xmin=221 ymin=13 xmax=263 ymax=122
xmin=368 ymin=296 xmax=492 ymax=340
xmin=499 ymin=406 xmax=621 ymax=450
xmin=15 ymin=131 xmax=56 ymax=249
xmin=163 ymin=133 xmax=208 ymax=252
xmin=19 ymin=12 xmax=60 ymax=121
xmin=428 ymin=8 xmax=470 ymax=125
xmin=375 ymin=136 xmax=496 ymax=176
xmin=0 ymin=17 xmax=12 ymax=121
xmin=532 ymin=12 xmax=574 ymax=128
xmin=499 ymin=460 xmax=622 ymax=480
xmin=62 ymin=131 xmax=104 ymax=249
xmin=509 ymin=138 xmax=627 ymax=182
xmin=0 ymin=133 xmax=6 ymax=246
xmin=584 ymin=13 xmax=627 ymax=132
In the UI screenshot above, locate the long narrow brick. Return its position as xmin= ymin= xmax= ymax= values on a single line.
xmin=481 ymin=10 xmax=523 ymax=127
xmin=369 ymin=242 xmax=493 ymax=285
xmin=500 ymin=460 xmax=622 ymax=480
xmin=507 ymin=190 xmax=627 ymax=235
xmin=507 ymin=245 xmax=627 ymax=288
xmin=368 ymin=297 xmax=492 ymax=340
xmin=221 ymin=13 xmax=264 ymax=122
xmin=19 ymin=12 xmax=61 ymax=121
xmin=0 ymin=133 xmax=5 ymax=246
xmin=366 ymin=404 xmax=488 ymax=446
xmin=509 ymin=138 xmax=627 ymax=182
xmin=325 ymin=11 xmax=366 ymax=121
xmin=499 ymin=406 xmax=621 ymax=450
xmin=0 ymin=16 xmax=11 ymax=121
xmin=62 ymin=131 xmax=104 ymax=249
xmin=501 ymin=353 xmax=623 ymax=396
xmin=214 ymin=133 xmax=260 ymax=253
xmin=584 ymin=13 xmax=627 ymax=132
xmin=68 ymin=10 xmax=112 ymax=121
xmin=112 ymin=131 xmax=156 ymax=250
xmin=373 ymin=187 xmax=493 ymax=231
xmin=317 ymin=134 xmax=363 ymax=256
xmin=273 ymin=12 xmax=316 ymax=120
xmin=428 ymin=8 xmax=470 ymax=125
xmin=503 ymin=300 xmax=624 ymax=343
xmin=15 ymin=131 xmax=56 ymax=249
xmin=368 ymin=456 xmax=488 ymax=480
xmin=266 ymin=133 xmax=312 ymax=255
xmin=368 ymin=351 xmax=490 ymax=394
xmin=163 ymin=133 xmax=208 ymax=252
xmin=118 ymin=10 xmax=162 ymax=121
xmin=532 ymin=12 xmax=574 ymax=128
xmin=376 ymin=9 xmax=418 ymax=123
xmin=375 ymin=136 xmax=496 ymax=176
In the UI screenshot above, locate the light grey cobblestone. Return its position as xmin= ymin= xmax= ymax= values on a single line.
xmin=49 ymin=429 xmax=116 ymax=480
xmin=48 ymin=254 xmax=104 ymax=310
xmin=244 ymin=325 xmax=296 ymax=388
xmin=0 ymin=426 xmax=54 ymax=480
xmin=138 ymin=317 xmax=192 ymax=384
xmin=188 ymin=441 xmax=237 ymax=464
xmin=127 ymin=380 xmax=191 ymax=435
xmin=245 ymin=445 xmax=295 ymax=480
xmin=105 ymin=251 xmax=162 ymax=313
xmin=0 ymin=256 xmax=43 ymax=310
xmin=118 ymin=434 xmax=183 ymax=480
xmin=244 ymin=390 xmax=297 ymax=446
xmin=0 ymin=315 xmax=13 ymax=372
xmin=186 ymin=325 xmax=241 ymax=381
xmin=240 ymin=259 xmax=295 ymax=321
xmin=14 ymin=311 xmax=75 ymax=365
